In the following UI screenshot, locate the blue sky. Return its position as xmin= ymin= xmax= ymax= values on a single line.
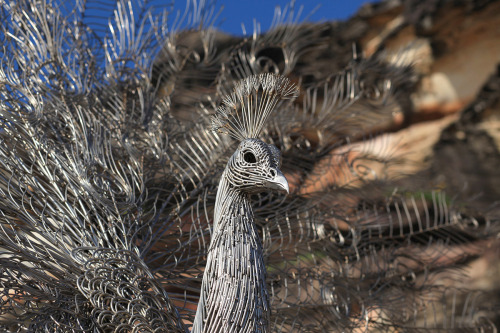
xmin=77 ymin=1 xmax=375 ymax=40
xmin=174 ymin=0 xmax=373 ymax=36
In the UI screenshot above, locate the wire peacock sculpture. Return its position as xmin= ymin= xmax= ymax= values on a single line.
xmin=192 ymin=73 xmax=296 ymax=333
xmin=0 ymin=0 xmax=499 ymax=332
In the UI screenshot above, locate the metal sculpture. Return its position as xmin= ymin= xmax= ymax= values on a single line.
xmin=193 ymin=74 xmax=296 ymax=332
xmin=0 ymin=0 xmax=498 ymax=332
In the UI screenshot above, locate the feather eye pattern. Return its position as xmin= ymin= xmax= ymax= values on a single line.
xmin=0 ymin=0 xmax=499 ymax=332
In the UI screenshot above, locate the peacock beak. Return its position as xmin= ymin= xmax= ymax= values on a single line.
xmin=265 ymin=169 xmax=289 ymax=194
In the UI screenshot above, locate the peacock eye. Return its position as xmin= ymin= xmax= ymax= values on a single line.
xmin=243 ymin=151 xmax=257 ymax=163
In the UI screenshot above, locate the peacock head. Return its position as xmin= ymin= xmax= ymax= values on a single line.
xmin=211 ymin=73 xmax=299 ymax=195
xmin=226 ymin=138 xmax=289 ymax=194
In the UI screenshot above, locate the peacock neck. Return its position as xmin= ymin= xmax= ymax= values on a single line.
xmin=192 ymin=170 xmax=270 ymax=333
xmin=213 ymin=172 xmax=252 ymax=231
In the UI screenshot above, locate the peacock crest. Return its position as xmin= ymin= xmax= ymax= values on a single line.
xmin=211 ymin=73 xmax=299 ymax=141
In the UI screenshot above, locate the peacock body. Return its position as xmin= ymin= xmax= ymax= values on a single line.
xmin=0 ymin=0 xmax=498 ymax=332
